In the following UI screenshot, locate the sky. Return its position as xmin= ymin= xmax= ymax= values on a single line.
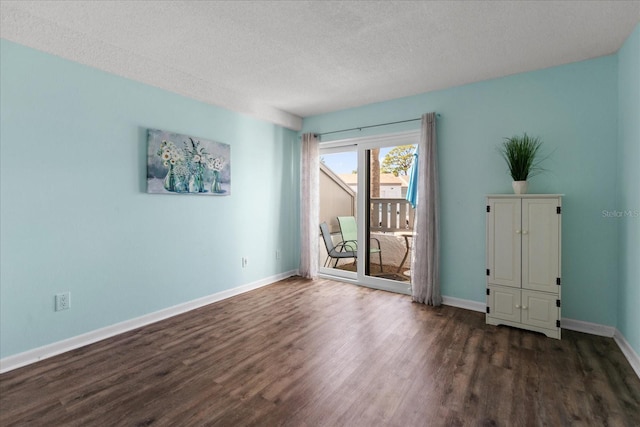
xmin=321 ymin=148 xmax=395 ymax=175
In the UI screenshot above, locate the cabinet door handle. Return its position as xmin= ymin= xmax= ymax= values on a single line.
xmin=522 ymin=230 xmax=528 ymax=235
xmin=522 ymin=305 xmax=528 ymax=310
xmin=515 ymin=304 xmax=521 ymax=308
xmin=516 ymin=230 xmax=521 ymax=234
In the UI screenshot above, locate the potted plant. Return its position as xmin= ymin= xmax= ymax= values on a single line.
xmin=499 ymin=133 xmax=545 ymax=194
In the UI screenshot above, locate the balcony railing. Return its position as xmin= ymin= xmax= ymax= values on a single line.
xmin=370 ymin=198 xmax=415 ymax=232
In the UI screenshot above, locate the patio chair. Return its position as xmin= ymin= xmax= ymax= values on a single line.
xmin=319 ymin=222 xmax=357 ymax=268
xmin=337 ymin=216 xmax=383 ymax=271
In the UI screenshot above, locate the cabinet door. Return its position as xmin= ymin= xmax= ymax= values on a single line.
xmin=522 ymin=290 xmax=559 ymax=330
xmin=522 ymin=198 xmax=560 ymax=293
xmin=487 ymin=198 xmax=521 ymax=288
xmin=487 ymin=285 xmax=521 ymax=323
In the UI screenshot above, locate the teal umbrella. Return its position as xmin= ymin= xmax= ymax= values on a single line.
xmin=405 ymin=147 xmax=419 ymax=208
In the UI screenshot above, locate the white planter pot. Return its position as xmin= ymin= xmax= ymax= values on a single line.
xmin=512 ymin=181 xmax=528 ymax=194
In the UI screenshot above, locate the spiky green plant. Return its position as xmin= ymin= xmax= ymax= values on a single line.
xmin=499 ymin=133 xmax=545 ymax=181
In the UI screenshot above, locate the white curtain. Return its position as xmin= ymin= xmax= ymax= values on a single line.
xmin=411 ymin=113 xmax=441 ymax=305
xmin=299 ymin=133 xmax=319 ymax=279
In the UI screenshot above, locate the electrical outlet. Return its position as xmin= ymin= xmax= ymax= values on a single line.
xmin=242 ymin=257 xmax=248 ymax=268
xmin=55 ymin=292 xmax=70 ymax=311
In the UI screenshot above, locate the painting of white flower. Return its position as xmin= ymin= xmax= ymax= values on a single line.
xmin=146 ymin=129 xmax=231 ymax=195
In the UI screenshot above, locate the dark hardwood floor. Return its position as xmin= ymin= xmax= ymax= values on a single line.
xmin=1 ymin=277 xmax=639 ymax=426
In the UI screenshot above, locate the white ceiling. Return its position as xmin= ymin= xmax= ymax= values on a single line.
xmin=2 ymin=1 xmax=639 ymax=130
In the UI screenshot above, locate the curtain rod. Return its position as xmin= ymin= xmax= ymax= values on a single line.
xmin=316 ymin=114 xmax=440 ymax=138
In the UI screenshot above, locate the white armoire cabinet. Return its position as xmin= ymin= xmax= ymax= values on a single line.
xmin=486 ymin=195 xmax=562 ymax=339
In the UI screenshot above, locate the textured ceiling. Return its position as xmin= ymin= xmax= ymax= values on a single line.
xmin=2 ymin=1 xmax=639 ymax=130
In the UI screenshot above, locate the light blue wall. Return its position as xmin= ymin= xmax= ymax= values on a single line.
xmin=2 ymin=29 xmax=636 ymax=362
xmin=303 ymin=55 xmax=620 ymax=327
xmin=617 ymin=24 xmax=640 ymax=355
xmin=0 ymin=40 xmax=299 ymax=359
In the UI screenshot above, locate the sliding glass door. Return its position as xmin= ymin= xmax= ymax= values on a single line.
xmin=319 ymin=131 xmax=418 ymax=294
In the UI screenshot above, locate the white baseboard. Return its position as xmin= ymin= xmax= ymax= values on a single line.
xmin=614 ymin=329 xmax=640 ymax=379
xmin=442 ymin=295 xmax=485 ymax=312
xmin=0 ymin=270 xmax=298 ymax=374
xmin=560 ymin=318 xmax=616 ymax=337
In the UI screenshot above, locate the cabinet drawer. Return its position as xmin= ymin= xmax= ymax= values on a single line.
xmin=487 ymin=285 xmax=521 ymax=323
xmin=522 ymin=290 xmax=559 ymax=330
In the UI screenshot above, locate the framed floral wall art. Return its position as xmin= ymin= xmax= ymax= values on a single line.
xmin=146 ymin=129 xmax=230 ymax=196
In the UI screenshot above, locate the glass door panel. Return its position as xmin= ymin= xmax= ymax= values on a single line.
xmin=318 ymin=148 xmax=358 ymax=279
xmin=363 ymin=144 xmax=416 ymax=290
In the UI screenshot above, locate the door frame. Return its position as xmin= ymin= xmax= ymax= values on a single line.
xmin=318 ymin=130 xmax=420 ymax=294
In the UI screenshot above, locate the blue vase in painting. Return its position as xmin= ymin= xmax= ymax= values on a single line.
xmin=195 ymin=165 xmax=205 ymax=192
xmin=186 ymin=163 xmax=206 ymax=193
xmin=164 ymin=164 xmax=177 ymax=192
xmin=211 ymin=170 xmax=223 ymax=193
xmin=164 ymin=163 xmax=189 ymax=193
